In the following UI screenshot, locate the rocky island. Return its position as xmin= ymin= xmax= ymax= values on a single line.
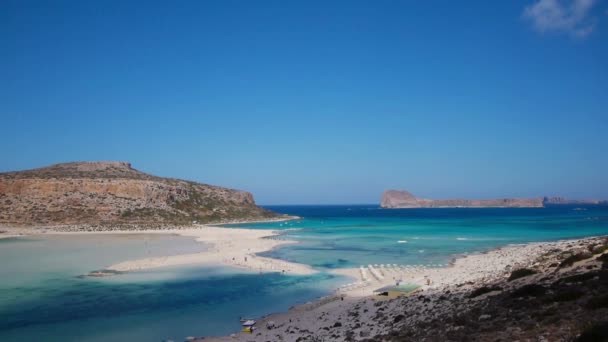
xmin=381 ymin=190 xmax=544 ymax=208
xmin=381 ymin=190 xmax=608 ymax=208
xmin=0 ymin=161 xmax=278 ymax=226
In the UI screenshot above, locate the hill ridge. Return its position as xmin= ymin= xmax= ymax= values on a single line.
xmin=0 ymin=161 xmax=277 ymax=225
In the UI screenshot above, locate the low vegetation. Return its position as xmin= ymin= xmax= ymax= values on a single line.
xmin=468 ymin=285 xmax=502 ymax=298
xmin=510 ymin=284 xmax=547 ymax=298
xmin=508 ymin=268 xmax=537 ymax=281
xmin=576 ymin=322 xmax=608 ymax=342
xmin=560 ymin=252 xmax=593 ymax=268
xmin=585 ymin=294 xmax=608 ymax=310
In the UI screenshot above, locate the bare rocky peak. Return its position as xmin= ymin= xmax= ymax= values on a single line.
xmin=0 ymin=161 xmax=155 ymax=180
xmin=381 ymin=190 xmax=419 ymax=208
xmin=73 ymin=161 xmax=132 ymax=172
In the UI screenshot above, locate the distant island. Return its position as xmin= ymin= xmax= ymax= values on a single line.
xmin=381 ymin=190 xmax=607 ymax=208
xmin=0 ymin=161 xmax=278 ymax=226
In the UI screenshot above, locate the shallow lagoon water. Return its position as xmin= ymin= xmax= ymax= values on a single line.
xmin=0 ymin=234 xmax=343 ymax=341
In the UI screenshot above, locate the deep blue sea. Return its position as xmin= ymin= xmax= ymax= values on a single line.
xmin=1 ymin=205 xmax=607 ymax=341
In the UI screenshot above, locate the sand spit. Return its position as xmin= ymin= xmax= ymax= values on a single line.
xmin=0 ymin=222 xmax=314 ymax=276
xmin=105 ymin=226 xmax=315 ymax=275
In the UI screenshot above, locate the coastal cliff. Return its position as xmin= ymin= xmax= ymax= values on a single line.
xmin=381 ymin=190 xmax=544 ymax=208
xmin=0 ymin=162 xmax=277 ymax=226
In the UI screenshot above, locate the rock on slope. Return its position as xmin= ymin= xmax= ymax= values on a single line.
xmin=381 ymin=189 xmax=544 ymax=208
xmin=0 ymin=161 xmax=277 ymax=225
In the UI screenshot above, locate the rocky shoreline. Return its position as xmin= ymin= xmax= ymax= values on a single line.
xmin=206 ymin=236 xmax=608 ymax=342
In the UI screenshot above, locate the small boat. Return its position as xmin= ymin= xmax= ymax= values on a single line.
xmin=241 ymin=320 xmax=256 ymax=327
xmin=239 ymin=317 xmax=255 ymax=323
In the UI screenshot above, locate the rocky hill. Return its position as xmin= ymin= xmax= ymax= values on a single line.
xmin=368 ymin=237 xmax=608 ymax=342
xmin=381 ymin=190 xmax=544 ymax=208
xmin=0 ymin=162 xmax=277 ymax=226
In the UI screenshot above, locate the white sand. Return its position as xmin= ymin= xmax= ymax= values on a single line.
xmin=101 ymin=226 xmax=316 ymax=275
xmin=1 ymin=223 xmax=314 ymax=275
xmin=329 ymin=241 xmax=559 ymax=298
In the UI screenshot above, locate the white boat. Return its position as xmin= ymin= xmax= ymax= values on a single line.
xmin=241 ymin=320 xmax=256 ymax=327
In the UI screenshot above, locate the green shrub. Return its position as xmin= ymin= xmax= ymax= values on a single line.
xmin=549 ymin=288 xmax=585 ymax=302
xmin=469 ymin=285 xmax=502 ymax=298
xmin=560 ymin=253 xmax=592 ymax=268
xmin=560 ymin=272 xmax=599 ymax=284
xmin=591 ymin=245 xmax=608 ymax=255
xmin=510 ymin=284 xmax=546 ymax=298
xmin=508 ymin=268 xmax=537 ymax=281
xmin=586 ymin=294 xmax=608 ymax=310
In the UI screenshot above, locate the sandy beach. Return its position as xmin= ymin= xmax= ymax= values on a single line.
xmin=105 ymin=226 xmax=316 ymax=275
xmin=0 ymin=223 xmax=315 ymax=276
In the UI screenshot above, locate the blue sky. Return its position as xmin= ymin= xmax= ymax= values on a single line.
xmin=1 ymin=0 xmax=607 ymax=204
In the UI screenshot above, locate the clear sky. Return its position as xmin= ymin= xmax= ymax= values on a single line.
xmin=1 ymin=0 xmax=607 ymax=204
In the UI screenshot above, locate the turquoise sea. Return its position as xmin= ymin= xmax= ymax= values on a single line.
xmin=1 ymin=205 xmax=607 ymax=341
xmin=233 ymin=205 xmax=608 ymax=269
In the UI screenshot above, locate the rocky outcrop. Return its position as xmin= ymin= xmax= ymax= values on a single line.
xmin=0 ymin=162 xmax=277 ymax=225
xmin=380 ymin=190 xmax=419 ymax=208
xmin=381 ymin=190 xmax=544 ymax=208
xmin=371 ymin=237 xmax=608 ymax=342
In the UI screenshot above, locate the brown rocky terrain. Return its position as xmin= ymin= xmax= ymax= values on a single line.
xmin=366 ymin=237 xmax=608 ymax=342
xmin=0 ymin=161 xmax=277 ymax=226
xmin=381 ymin=190 xmax=544 ymax=208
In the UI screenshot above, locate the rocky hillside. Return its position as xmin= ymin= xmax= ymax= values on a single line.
xmin=367 ymin=237 xmax=608 ymax=342
xmin=0 ymin=162 xmax=277 ymax=226
xmin=381 ymin=190 xmax=544 ymax=208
